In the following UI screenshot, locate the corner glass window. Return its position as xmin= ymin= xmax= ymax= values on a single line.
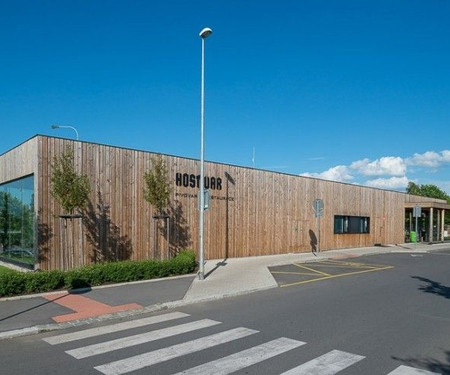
xmin=0 ymin=175 xmax=35 ymax=268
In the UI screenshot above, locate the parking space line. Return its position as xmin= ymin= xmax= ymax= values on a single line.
xmin=271 ymin=271 xmax=319 ymax=276
xmin=325 ymin=259 xmax=392 ymax=268
xmin=280 ymin=265 xmax=393 ymax=287
xmin=292 ymin=263 xmax=331 ymax=276
xmin=306 ymin=262 xmax=383 ymax=270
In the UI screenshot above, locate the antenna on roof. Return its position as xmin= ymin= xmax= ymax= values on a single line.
xmin=252 ymin=147 xmax=255 ymax=168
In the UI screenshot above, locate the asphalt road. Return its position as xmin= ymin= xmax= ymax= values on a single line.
xmin=1 ymin=248 xmax=450 ymax=374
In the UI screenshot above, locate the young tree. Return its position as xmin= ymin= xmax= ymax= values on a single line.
xmin=143 ymin=154 xmax=172 ymax=258
xmin=143 ymin=154 xmax=172 ymax=216
xmin=51 ymin=146 xmax=91 ymax=215
xmin=51 ymin=146 xmax=91 ymax=269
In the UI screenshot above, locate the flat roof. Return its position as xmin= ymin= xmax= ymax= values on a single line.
xmin=405 ymin=201 xmax=450 ymax=210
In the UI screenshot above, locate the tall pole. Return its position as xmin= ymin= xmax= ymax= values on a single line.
xmin=198 ymin=27 xmax=212 ymax=280
xmin=415 ymin=214 xmax=418 ymax=242
xmin=317 ymin=215 xmax=321 ymax=252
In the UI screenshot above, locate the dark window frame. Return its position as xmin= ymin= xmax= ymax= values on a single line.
xmin=334 ymin=215 xmax=370 ymax=234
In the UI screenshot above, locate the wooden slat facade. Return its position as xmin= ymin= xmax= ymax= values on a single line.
xmin=0 ymin=135 xmax=448 ymax=271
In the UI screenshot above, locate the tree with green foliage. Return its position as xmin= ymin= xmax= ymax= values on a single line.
xmin=406 ymin=182 xmax=450 ymax=203
xmin=143 ymin=154 xmax=172 ymax=216
xmin=406 ymin=182 xmax=450 ymax=226
xmin=143 ymin=154 xmax=172 ymax=258
xmin=406 ymin=182 xmax=421 ymax=197
xmin=51 ymin=146 xmax=91 ymax=215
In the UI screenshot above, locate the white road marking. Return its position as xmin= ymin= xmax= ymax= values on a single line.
xmin=43 ymin=312 xmax=440 ymax=375
xmin=43 ymin=311 xmax=189 ymax=345
xmin=172 ymin=337 xmax=306 ymax=375
xmin=387 ymin=365 xmax=441 ymax=374
xmin=94 ymin=327 xmax=258 ymax=375
xmin=280 ymin=349 xmax=365 ymax=375
xmin=67 ymin=319 xmax=221 ymax=359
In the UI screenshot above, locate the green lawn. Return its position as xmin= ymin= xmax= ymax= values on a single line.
xmin=0 ymin=265 xmax=16 ymax=275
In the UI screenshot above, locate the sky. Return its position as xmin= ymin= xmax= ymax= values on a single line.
xmin=1 ymin=0 xmax=449 ymax=194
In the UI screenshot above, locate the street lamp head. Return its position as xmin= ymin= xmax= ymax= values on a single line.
xmin=51 ymin=124 xmax=79 ymax=140
xmin=199 ymin=27 xmax=212 ymax=39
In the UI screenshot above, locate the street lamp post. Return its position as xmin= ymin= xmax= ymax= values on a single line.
xmin=51 ymin=124 xmax=79 ymax=140
xmin=198 ymin=27 xmax=212 ymax=280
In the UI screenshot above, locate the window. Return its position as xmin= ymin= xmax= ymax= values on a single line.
xmin=334 ymin=215 xmax=370 ymax=234
xmin=0 ymin=175 xmax=35 ymax=267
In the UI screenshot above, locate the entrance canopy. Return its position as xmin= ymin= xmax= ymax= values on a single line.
xmin=405 ymin=200 xmax=450 ymax=242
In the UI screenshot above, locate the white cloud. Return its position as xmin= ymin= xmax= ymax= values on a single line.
xmin=437 ymin=181 xmax=450 ymax=195
xmin=350 ymin=156 xmax=406 ymax=176
xmin=406 ymin=150 xmax=450 ymax=168
xmin=307 ymin=156 xmax=326 ymax=161
xmin=299 ymin=149 xmax=450 ymax=190
xmin=365 ymin=176 xmax=409 ymax=190
xmin=442 ymin=150 xmax=450 ymax=161
xmin=301 ymin=165 xmax=353 ymax=182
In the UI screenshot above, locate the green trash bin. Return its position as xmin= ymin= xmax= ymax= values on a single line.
xmin=410 ymin=231 xmax=417 ymax=243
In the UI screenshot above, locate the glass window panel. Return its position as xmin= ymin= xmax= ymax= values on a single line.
xmin=334 ymin=216 xmax=344 ymax=233
xmin=334 ymin=215 xmax=370 ymax=235
xmin=0 ymin=175 xmax=35 ymax=268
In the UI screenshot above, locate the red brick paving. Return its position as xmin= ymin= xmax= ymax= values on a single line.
xmin=43 ymin=292 xmax=142 ymax=323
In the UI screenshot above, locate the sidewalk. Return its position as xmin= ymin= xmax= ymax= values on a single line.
xmin=1 ymin=242 xmax=448 ymax=340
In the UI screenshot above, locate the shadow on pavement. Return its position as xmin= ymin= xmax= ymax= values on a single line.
xmin=0 ymin=294 xmax=67 ymax=323
xmin=412 ymin=276 xmax=450 ymax=299
xmin=392 ymin=351 xmax=450 ymax=374
xmin=205 ymin=258 xmax=228 ymax=279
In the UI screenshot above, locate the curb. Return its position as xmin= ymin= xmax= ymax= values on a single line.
xmin=0 ymin=273 xmax=195 ymax=302
xmin=1 ymin=244 xmax=448 ymax=340
xmin=0 ymin=284 xmax=278 ymax=341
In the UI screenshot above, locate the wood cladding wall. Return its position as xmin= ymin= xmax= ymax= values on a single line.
xmin=2 ymin=136 xmax=445 ymax=271
xmin=0 ymin=138 xmax=37 ymax=182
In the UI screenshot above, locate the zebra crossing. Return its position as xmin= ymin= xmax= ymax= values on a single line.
xmin=42 ymin=311 xmax=440 ymax=375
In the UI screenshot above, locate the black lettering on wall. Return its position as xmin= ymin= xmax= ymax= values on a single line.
xmin=175 ymin=173 xmax=225 ymax=190
xmin=189 ymin=174 xmax=196 ymax=188
xmin=182 ymin=173 xmax=189 ymax=187
xmin=176 ymin=173 xmax=182 ymax=186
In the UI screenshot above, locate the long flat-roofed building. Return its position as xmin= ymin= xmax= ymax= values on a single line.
xmin=1 ymin=135 xmax=448 ymax=271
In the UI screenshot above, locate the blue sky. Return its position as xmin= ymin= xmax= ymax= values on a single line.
xmin=1 ymin=0 xmax=449 ymax=193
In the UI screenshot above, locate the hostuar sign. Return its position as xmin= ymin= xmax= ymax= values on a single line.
xmin=175 ymin=173 xmax=222 ymax=190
